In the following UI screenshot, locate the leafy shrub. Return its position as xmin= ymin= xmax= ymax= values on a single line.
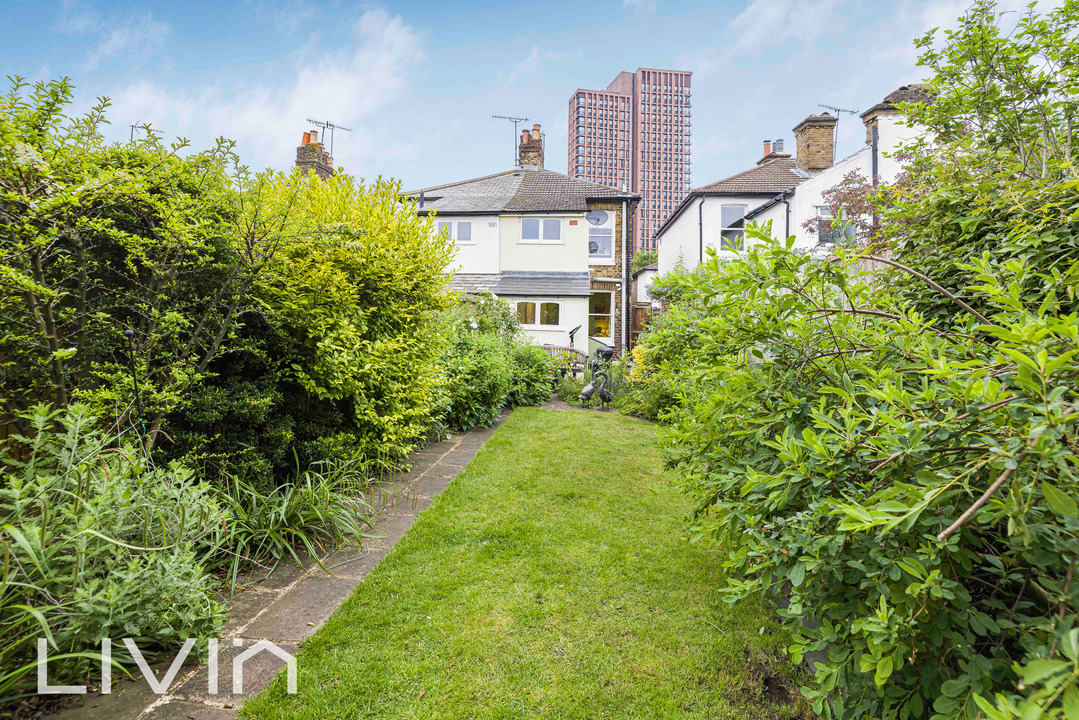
xmin=438 ymin=292 xmax=551 ymax=429
xmin=652 ymin=225 xmax=1079 ymax=719
xmin=0 ymin=405 xmax=226 ymax=704
xmin=554 ymin=372 xmax=586 ymax=406
xmin=443 ymin=333 xmax=514 ymax=430
xmin=0 ymin=77 xmax=454 ymax=490
xmin=617 ymin=309 xmax=699 ymax=421
xmin=215 ymin=460 xmax=371 ymax=588
xmin=506 ymin=344 xmax=553 ymax=407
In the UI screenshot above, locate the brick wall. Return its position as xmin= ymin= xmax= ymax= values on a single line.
xmin=296 ymin=144 xmax=334 ymax=180
xmin=587 ymin=199 xmax=628 ymax=355
xmin=792 ymin=113 xmax=837 ymax=174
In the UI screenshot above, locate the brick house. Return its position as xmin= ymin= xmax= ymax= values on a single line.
xmin=405 ymin=125 xmax=640 ymax=357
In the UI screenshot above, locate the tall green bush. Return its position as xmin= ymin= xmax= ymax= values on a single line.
xmin=0 ymin=405 xmax=226 ymax=702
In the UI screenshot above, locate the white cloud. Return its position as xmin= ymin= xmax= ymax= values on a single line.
xmin=505 ymin=45 xmax=567 ymax=87
xmin=56 ymin=0 xmax=100 ymax=34
xmin=107 ymin=10 xmax=425 ymax=176
xmin=249 ymin=0 xmax=319 ymax=34
xmin=82 ymin=15 xmax=170 ymax=72
xmin=727 ymin=0 xmax=854 ymax=55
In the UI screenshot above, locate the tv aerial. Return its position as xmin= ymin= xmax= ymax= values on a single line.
xmin=306 ymin=118 xmax=352 ymax=156
xmin=492 ymin=114 xmax=528 ymax=166
xmin=818 ymin=104 xmax=859 ymax=163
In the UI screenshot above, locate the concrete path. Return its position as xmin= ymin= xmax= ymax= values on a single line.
xmin=53 ymin=412 xmax=509 ymax=720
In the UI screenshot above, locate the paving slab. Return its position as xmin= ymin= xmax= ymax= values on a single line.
xmin=307 ymin=546 xmax=390 ymax=580
xmin=365 ymin=513 xmax=419 ymax=548
xmin=141 ymin=701 xmax=237 ymax=719
xmin=173 ymin=641 xmax=299 ymax=703
xmin=53 ymin=677 xmax=160 ymax=720
xmin=220 ymin=589 xmax=279 ymax=635
xmin=241 ymin=577 xmax=359 ymax=644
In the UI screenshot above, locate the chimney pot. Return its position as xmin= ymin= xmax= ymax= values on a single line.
xmin=302 ymin=131 xmax=311 ymax=145
xmin=310 ymin=130 xmax=318 ymax=144
xmin=519 ymin=123 xmax=544 ymax=168
xmin=774 ymin=138 xmax=784 ymax=153
xmin=763 ymin=140 xmax=772 ymax=157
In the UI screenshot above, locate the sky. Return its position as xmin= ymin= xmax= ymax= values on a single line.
xmin=0 ymin=0 xmax=1055 ymax=191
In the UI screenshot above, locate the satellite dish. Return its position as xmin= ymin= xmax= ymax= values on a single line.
xmin=586 ymin=209 xmax=609 ymax=225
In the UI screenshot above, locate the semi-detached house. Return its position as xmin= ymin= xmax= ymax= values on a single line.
xmin=405 ymin=125 xmax=640 ymax=357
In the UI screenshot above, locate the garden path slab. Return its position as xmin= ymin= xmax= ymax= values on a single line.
xmin=50 ymin=410 xmax=510 ymax=720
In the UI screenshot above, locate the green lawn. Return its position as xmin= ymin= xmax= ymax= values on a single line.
xmin=242 ymin=409 xmax=807 ymax=719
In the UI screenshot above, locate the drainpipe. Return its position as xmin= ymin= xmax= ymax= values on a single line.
xmin=697 ymin=196 xmax=705 ymax=263
xmin=622 ymin=197 xmax=629 ymax=355
xmin=871 ymin=124 xmax=880 ymax=232
xmin=782 ymin=191 xmax=791 ymax=239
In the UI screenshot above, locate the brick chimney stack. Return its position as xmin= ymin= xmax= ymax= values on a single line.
xmin=296 ymin=129 xmax=334 ymax=180
xmin=519 ymin=123 xmax=544 ymax=168
xmin=792 ymin=113 xmax=837 ymax=173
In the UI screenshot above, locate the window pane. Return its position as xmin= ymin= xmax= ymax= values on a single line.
xmin=720 ymin=230 xmax=744 ymax=251
xmin=721 ymin=205 xmax=745 ymax=229
xmin=589 ymin=315 xmax=611 ymax=337
xmin=589 ymin=292 xmax=611 ymax=314
xmin=516 ymin=302 xmax=536 ymax=325
xmin=437 ymin=221 xmax=450 ymax=237
xmin=589 ymin=229 xmax=613 ymax=258
xmin=521 ymin=218 xmax=539 ymax=240
xmin=540 ymin=302 xmax=560 ymax=326
xmin=457 ymin=221 xmax=471 ymax=243
xmin=542 ymin=218 xmax=561 ymax=240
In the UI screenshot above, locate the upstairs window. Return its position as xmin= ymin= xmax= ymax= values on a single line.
xmin=436 ymin=220 xmax=474 ymax=245
xmin=520 ymin=217 xmax=561 ymax=243
xmin=720 ymin=205 xmax=745 ymax=251
xmin=586 ymin=209 xmax=614 ymax=261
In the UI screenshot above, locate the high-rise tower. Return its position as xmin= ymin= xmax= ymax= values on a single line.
xmin=568 ymin=67 xmax=691 ymax=252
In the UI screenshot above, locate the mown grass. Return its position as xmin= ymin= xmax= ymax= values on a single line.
xmin=242 ymin=408 xmax=808 ymax=719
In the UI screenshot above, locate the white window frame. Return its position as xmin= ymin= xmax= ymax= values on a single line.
xmin=519 ymin=216 xmax=563 ymax=245
xmin=436 ymin=219 xmax=475 ymax=245
xmin=514 ymin=299 xmax=562 ymax=329
xmin=588 ymin=291 xmax=613 ymax=339
xmin=719 ymin=204 xmax=746 ymax=252
xmin=587 ymin=209 xmax=615 ymax=265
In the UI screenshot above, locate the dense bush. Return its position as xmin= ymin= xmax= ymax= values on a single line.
xmin=633 ymin=3 xmax=1079 ymax=718
xmin=439 ymin=292 xmax=551 ymax=430
xmin=0 ymin=77 xmax=455 ymax=487
xmin=0 ymin=405 xmax=226 ymax=699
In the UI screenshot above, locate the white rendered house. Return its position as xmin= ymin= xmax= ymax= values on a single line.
xmin=406 ymin=125 xmax=640 ymax=356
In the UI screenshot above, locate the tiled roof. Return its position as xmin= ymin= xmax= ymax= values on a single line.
xmin=860 ymin=84 xmax=935 ymax=119
xmin=449 ymin=271 xmax=592 ymax=298
xmin=692 ymin=157 xmax=806 ymax=195
xmin=450 ymin=274 xmax=500 ymax=294
xmin=407 ymin=167 xmax=636 ymax=215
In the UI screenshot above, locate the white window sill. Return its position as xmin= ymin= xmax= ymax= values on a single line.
xmin=589 ymin=256 xmax=615 ymax=265
xmin=517 ymin=240 xmax=565 ymax=245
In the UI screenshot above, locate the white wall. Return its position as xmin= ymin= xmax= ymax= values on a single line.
xmin=500 ymin=213 xmax=589 ymax=273
xmin=752 ymin=115 xmax=923 ymax=247
xmin=441 ymin=215 xmax=500 ymax=275
xmin=501 ymin=295 xmax=589 ymax=350
xmin=657 ymin=195 xmax=777 ymax=276
xmin=635 ymin=269 xmax=658 ymax=305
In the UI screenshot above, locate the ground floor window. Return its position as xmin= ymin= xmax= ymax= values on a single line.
xmin=589 ymin=291 xmax=612 ymax=338
xmin=516 ymin=300 xmax=560 ymax=327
